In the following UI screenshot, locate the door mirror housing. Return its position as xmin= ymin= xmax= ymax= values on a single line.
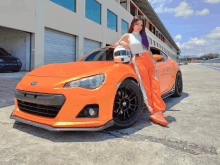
xmin=153 ymin=54 xmax=163 ymax=61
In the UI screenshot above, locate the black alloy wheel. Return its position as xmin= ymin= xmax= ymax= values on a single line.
xmin=172 ymin=71 xmax=183 ymax=97
xmin=113 ymin=79 xmax=143 ymax=128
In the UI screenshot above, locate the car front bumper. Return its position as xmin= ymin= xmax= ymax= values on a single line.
xmin=0 ymin=63 xmax=22 ymax=70
xmin=11 ymin=79 xmax=119 ymax=131
xmin=10 ymin=114 xmax=114 ymax=131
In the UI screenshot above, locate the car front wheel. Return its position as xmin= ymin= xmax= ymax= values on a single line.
xmin=112 ymin=79 xmax=143 ymax=128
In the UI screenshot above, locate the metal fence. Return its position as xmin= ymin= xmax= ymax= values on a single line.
xmin=203 ymin=58 xmax=220 ymax=63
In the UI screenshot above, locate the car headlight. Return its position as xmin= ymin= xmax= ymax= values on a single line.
xmin=64 ymin=74 xmax=105 ymax=89
xmin=0 ymin=59 xmax=4 ymax=63
xmin=17 ymin=59 xmax=20 ymax=62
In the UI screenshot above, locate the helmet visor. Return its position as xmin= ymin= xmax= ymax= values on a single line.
xmin=114 ymin=50 xmax=131 ymax=56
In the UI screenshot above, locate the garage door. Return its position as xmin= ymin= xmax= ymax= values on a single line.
xmin=44 ymin=28 xmax=76 ymax=65
xmin=84 ymin=38 xmax=101 ymax=56
xmin=0 ymin=26 xmax=30 ymax=71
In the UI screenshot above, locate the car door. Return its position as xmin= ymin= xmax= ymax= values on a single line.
xmin=159 ymin=51 xmax=173 ymax=93
xmin=150 ymin=48 xmax=168 ymax=94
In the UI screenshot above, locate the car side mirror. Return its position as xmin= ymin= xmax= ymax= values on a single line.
xmin=153 ymin=54 xmax=163 ymax=61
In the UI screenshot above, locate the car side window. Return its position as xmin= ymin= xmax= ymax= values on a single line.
xmin=150 ymin=47 xmax=164 ymax=62
xmin=0 ymin=48 xmax=9 ymax=56
xmin=80 ymin=48 xmax=115 ymax=61
xmin=160 ymin=51 xmax=168 ymax=61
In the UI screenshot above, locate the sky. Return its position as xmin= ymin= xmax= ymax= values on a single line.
xmin=148 ymin=0 xmax=220 ymax=57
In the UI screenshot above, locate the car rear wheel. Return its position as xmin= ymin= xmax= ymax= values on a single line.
xmin=171 ymin=71 xmax=183 ymax=97
xmin=112 ymin=79 xmax=143 ymax=128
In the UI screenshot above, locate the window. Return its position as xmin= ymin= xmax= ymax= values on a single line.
xmin=156 ymin=42 xmax=158 ymax=47
xmin=149 ymin=38 xmax=152 ymax=45
xmin=160 ymin=51 xmax=168 ymax=61
xmin=163 ymin=37 xmax=166 ymax=43
xmin=152 ymin=27 xmax=155 ymax=34
xmin=150 ymin=47 xmax=160 ymax=55
xmin=130 ymin=2 xmax=136 ymax=17
xmin=50 ymin=0 xmax=76 ymax=12
xmin=121 ymin=19 xmax=128 ymax=35
xmin=107 ymin=10 xmax=117 ymax=32
xmin=149 ymin=23 xmax=152 ymax=31
xmin=85 ymin=0 xmax=101 ymax=24
xmin=120 ymin=0 xmax=127 ymax=10
xmin=80 ymin=47 xmax=114 ymax=61
xmin=0 ymin=48 xmax=10 ymax=56
xmin=150 ymin=47 xmax=164 ymax=62
xmin=153 ymin=40 xmax=155 ymax=46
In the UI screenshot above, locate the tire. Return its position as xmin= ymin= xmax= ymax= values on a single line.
xmin=112 ymin=79 xmax=143 ymax=128
xmin=171 ymin=71 xmax=183 ymax=97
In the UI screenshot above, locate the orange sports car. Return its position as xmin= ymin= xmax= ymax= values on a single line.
xmin=10 ymin=44 xmax=183 ymax=131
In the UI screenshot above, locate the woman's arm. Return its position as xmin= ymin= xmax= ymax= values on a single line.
xmin=114 ymin=33 xmax=130 ymax=50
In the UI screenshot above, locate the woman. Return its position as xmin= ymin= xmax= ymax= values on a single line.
xmin=114 ymin=15 xmax=169 ymax=126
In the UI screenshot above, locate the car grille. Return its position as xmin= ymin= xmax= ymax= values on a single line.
xmin=3 ymin=59 xmax=17 ymax=63
xmin=17 ymin=100 xmax=62 ymax=118
xmin=4 ymin=65 xmax=20 ymax=69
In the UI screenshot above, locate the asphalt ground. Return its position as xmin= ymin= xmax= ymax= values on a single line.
xmin=0 ymin=71 xmax=27 ymax=108
xmin=197 ymin=63 xmax=220 ymax=70
xmin=0 ymin=64 xmax=220 ymax=165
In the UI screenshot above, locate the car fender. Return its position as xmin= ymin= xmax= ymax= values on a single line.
xmin=101 ymin=63 xmax=138 ymax=85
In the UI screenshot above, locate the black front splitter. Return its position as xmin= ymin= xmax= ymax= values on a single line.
xmin=10 ymin=114 xmax=114 ymax=132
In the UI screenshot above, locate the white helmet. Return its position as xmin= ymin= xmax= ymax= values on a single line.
xmin=113 ymin=45 xmax=132 ymax=63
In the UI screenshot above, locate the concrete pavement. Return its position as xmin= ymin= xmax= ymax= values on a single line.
xmin=0 ymin=64 xmax=220 ymax=165
xmin=0 ymin=71 xmax=27 ymax=108
xmin=0 ymin=71 xmax=28 ymax=78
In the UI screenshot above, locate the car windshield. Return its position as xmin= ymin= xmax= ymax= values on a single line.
xmin=0 ymin=48 xmax=9 ymax=56
xmin=79 ymin=47 xmax=115 ymax=61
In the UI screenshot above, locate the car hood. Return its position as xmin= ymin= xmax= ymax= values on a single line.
xmin=28 ymin=61 xmax=116 ymax=78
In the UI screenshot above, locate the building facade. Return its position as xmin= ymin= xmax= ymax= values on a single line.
xmin=0 ymin=0 xmax=181 ymax=71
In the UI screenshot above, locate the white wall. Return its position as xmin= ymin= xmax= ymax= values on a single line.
xmin=45 ymin=0 xmax=79 ymax=36
xmin=44 ymin=0 xmax=178 ymax=62
xmin=34 ymin=0 xmax=45 ymax=69
xmin=0 ymin=0 xmax=36 ymax=33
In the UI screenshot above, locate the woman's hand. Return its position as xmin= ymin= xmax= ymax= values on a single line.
xmin=120 ymin=41 xmax=130 ymax=50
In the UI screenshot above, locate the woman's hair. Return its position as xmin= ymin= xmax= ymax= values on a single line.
xmin=128 ymin=15 xmax=149 ymax=50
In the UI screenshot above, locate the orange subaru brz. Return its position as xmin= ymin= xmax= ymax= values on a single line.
xmin=10 ymin=44 xmax=183 ymax=131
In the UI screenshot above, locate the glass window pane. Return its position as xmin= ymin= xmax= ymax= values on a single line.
xmin=107 ymin=10 xmax=117 ymax=32
xmin=120 ymin=0 xmax=127 ymax=10
xmin=0 ymin=48 xmax=9 ymax=56
xmin=85 ymin=0 xmax=101 ymax=24
xmin=50 ymin=0 xmax=76 ymax=12
xmin=80 ymin=47 xmax=115 ymax=61
xmin=121 ymin=19 xmax=128 ymax=35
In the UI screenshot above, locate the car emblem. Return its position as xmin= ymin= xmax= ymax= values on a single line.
xmin=31 ymin=82 xmax=38 ymax=86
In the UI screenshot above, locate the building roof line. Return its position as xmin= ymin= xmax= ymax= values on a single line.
xmin=133 ymin=0 xmax=180 ymax=52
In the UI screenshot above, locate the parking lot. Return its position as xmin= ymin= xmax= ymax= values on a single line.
xmin=0 ymin=64 xmax=220 ymax=165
